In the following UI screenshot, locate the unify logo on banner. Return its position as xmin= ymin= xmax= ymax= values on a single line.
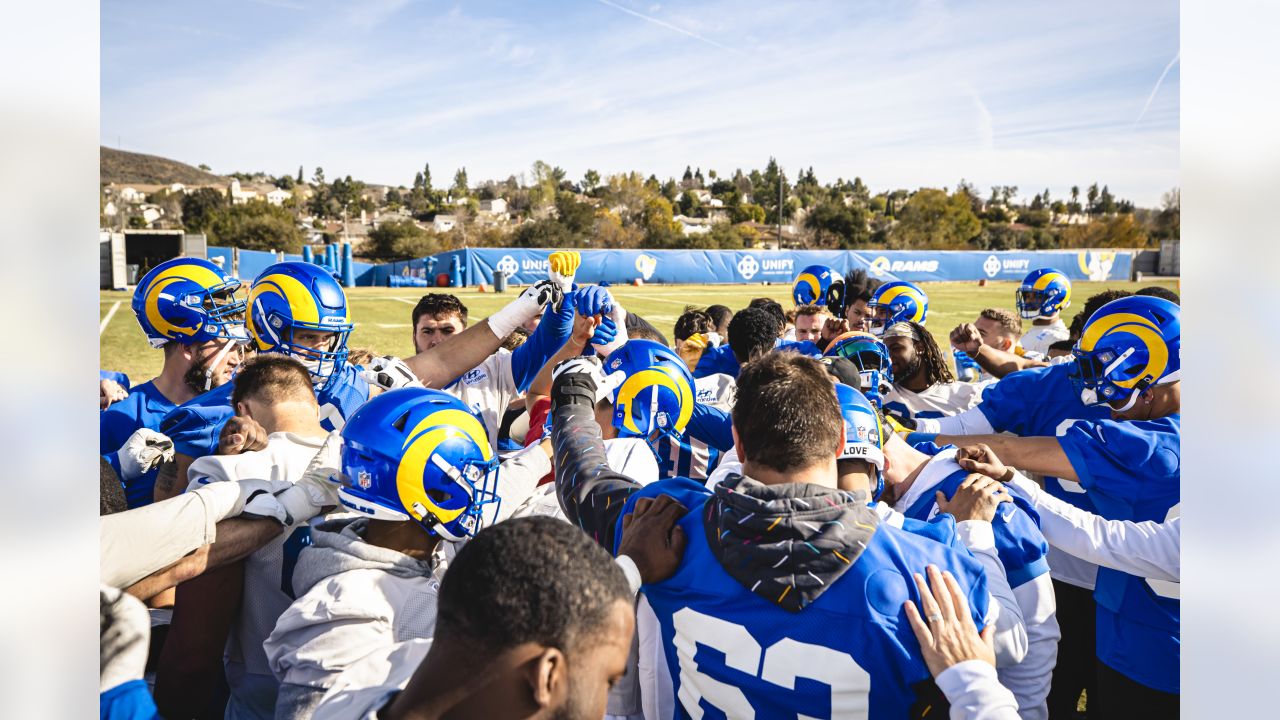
xmin=495 ymin=255 xmax=549 ymax=278
xmin=737 ymin=255 xmax=794 ymax=281
xmin=869 ymin=256 xmax=939 ymax=277
xmin=983 ymin=255 xmax=1032 ymax=278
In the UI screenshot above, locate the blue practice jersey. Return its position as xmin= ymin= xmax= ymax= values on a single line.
xmin=100 ymin=679 xmax=158 ymax=720
xmin=100 ymin=369 xmax=131 ymax=390
xmin=1058 ymin=414 xmax=1180 ymax=693
xmin=901 ymin=453 xmax=1050 ymax=589
xmin=692 ymin=340 xmax=821 ymax=380
xmin=623 ymin=479 xmax=991 ymax=719
xmin=160 ymin=362 xmax=371 ymax=460
xmin=653 ymin=432 xmax=723 ymax=482
xmin=100 ymin=380 xmax=179 ymax=508
xmin=976 ymin=362 xmax=1111 ymax=511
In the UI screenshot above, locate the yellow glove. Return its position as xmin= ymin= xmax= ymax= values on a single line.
xmin=548 ymin=251 xmax=581 ymax=295
xmin=676 ymin=332 xmax=709 ymax=370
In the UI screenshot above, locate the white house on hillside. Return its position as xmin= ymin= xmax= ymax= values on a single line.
xmin=479 ymin=198 xmax=507 ymax=214
xmin=433 ymin=215 xmax=457 ymax=232
xmin=265 ymin=188 xmax=292 ymax=206
xmin=118 ymin=187 xmax=143 ymax=203
xmin=229 ymin=179 xmax=259 ymax=205
xmin=674 ymin=215 xmax=713 ymax=236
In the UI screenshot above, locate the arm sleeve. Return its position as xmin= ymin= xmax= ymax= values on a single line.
xmin=508 ymin=301 xmax=574 ymax=392
xmin=99 ymin=481 xmax=243 ymax=589
xmin=552 ymin=401 xmax=643 ymax=555
xmin=1008 ymin=474 xmax=1180 ymax=582
xmin=916 ymin=408 xmax=996 ymax=436
xmin=953 ymin=521 xmax=1028 ymax=668
xmin=935 ymin=661 xmax=1022 ymax=720
xmin=686 ymin=402 xmax=734 ymax=452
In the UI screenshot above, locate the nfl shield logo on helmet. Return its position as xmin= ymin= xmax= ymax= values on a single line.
xmin=357 ymin=471 xmax=372 ymax=490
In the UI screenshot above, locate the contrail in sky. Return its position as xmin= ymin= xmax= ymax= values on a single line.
xmin=1135 ymin=51 xmax=1179 ymax=126
xmin=594 ymin=0 xmax=740 ymax=54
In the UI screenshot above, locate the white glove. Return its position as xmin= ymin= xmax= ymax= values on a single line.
xmin=118 ymin=428 xmax=175 ymax=480
xmin=272 ymin=432 xmax=345 ymax=526
xmin=591 ymin=294 xmax=629 ymax=359
xmin=551 ymin=355 xmax=614 ymax=406
xmin=487 ymin=279 xmax=564 ymax=339
xmin=360 ymin=355 xmax=424 ymax=391
xmin=547 ymin=251 xmax=582 ymax=297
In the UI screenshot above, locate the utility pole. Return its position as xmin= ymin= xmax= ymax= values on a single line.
xmin=777 ymin=166 xmax=783 ymax=247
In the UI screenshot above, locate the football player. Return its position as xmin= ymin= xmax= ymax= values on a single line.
xmin=881 ymin=322 xmax=986 ymax=425
xmin=841 ymin=268 xmax=884 ymax=332
xmin=265 ymin=387 xmax=552 ymax=719
xmin=950 ymin=308 xmax=1047 ymax=381
xmin=943 ymin=296 xmax=1181 ymax=717
xmin=868 ymin=280 xmax=928 ymax=337
xmin=1015 ymin=269 xmax=1071 ymax=356
xmin=101 ymin=257 xmax=249 ymax=508
xmin=550 ymin=351 xmax=996 ymax=718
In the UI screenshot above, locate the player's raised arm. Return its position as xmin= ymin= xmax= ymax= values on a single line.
xmin=549 ymin=356 xmax=645 ymax=554
xmin=403 ymin=280 xmax=563 ymax=388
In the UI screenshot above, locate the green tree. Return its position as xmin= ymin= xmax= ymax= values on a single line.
xmin=554 ymin=193 xmax=596 ymax=238
xmin=512 ymin=218 xmax=574 ymax=248
xmin=891 ymin=189 xmax=981 ymax=248
xmin=804 ymin=199 xmax=870 ymax=248
xmin=204 ymin=202 xmax=304 ymax=252
xmin=296 ymin=166 xmax=304 ymax=184
xmin=198 ymin=163 xmax=212 ymax=172
xmin=181 ymin=187 xmax=228 ymax=232
xmin=731 ymin=203 xmax=766 ymax=224
xmin=1086 ymin=183 xmax=1100 ymax=216
xmin=367 ymin=220 xmax=438 ymax=260
xmin=452 ymin=167 xmax=470 ymax=199
xmin=642 ymin=196 xmax=683 ymax=248
xmin=582 ymin=169 xmax=601 ymax=195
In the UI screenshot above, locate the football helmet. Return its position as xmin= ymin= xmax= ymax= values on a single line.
xmin=1070 ymin=296 xmax=1180 ymax=411
xmin=824 ymin=331 xmax=893 ymax=408
xmin=792 ymin=265 xmax=844 ymax=311
xmin=1016 ymin=268 xmax=1072 ymax=320
xmin=835 ymin=383 xmax=886 ymax=501
xmin=247 ymin=262 xmax=354 ymax=388
xmin=868 ymin=281 xmax=928 ymax=336
xmin=601 ymin=339 xmax=695 ymax=449
xmin=337 ymin=388 xmax=499 ymax=541
xmin=131 ymin=257 xmax=248 ymax=348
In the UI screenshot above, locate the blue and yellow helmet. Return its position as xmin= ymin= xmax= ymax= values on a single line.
xmin=868 ymin=281 xmax=928 ymax=336
xmin=835 ymin=383 xmax=886 ymax=501
xmin=131 ymin=257 xmax=247 ymax=348
xmin=602 ymin=339 xmax=695 ymax=448
xmin=1017 ymin=268 xmax=1072 ymax=320
xmin=792 ymin=265 xmax=844 ymax=310
xmin=338 ymin=388 xmax=499 ymax=542
xmin=1070 ymin=296 xmax=1180 ymax=411
xmin=825 ymin=331 xmax=894 ymax=408
xmin=247 ymin=262 xmax=354 ymax=387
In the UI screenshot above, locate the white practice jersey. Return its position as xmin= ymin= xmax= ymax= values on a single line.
xmin=510 ymin=438 xmax=659 ymax=521
xmin=185 ymin=431 xmax=334 ymax=720
xmin=445 ymin=348 xmax=519 ymax=452
xmin=884 ymin=380 xmax=987 ymax=424
xmin=265 ymin=517 xmax=452 ymax=720
xmin=1020 ymin=319 xmax=1069 ymax=357
xmin=693 ymin=373 xmax=736 ymax=411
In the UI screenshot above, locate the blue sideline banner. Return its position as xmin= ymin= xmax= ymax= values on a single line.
xmin=392 ymin=248 xmax=1132 ymax=287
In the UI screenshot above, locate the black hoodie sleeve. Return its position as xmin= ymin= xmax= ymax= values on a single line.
xmin=551 ymin=402 xmax=642 ymax=555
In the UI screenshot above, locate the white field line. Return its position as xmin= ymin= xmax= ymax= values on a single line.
xmin=606 ymin=293 xmax=706 ymax=307
xmin=100 ymin=302 xmax=122 ymax=335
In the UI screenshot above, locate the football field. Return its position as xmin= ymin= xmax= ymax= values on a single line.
xmin=100 ymin=278 xmax=1177 ymax=384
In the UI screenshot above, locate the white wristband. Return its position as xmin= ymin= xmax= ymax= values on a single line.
xmin=614 ymin=554 xmax=643 ymax=597
xmin=487 ymin=296 xmax=538 ymax=340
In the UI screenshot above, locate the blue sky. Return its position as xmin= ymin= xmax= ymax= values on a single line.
xmin=102 ymin=0 xmax=1179 ymax=206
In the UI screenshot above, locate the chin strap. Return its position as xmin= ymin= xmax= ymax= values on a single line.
xmin=202 ymin=338 xmax=242 ymax=391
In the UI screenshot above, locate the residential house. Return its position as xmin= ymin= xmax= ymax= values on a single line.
xmin=479 ymin=198 xmax=507 ymax=215
xmin=706 ymin=206 xmax=732 ymax=224
xmin=674 ymin=215 xmax=713 ymax=236
xmin=118 ymin=187 xmax=143 ymax=203
xmin=433 ymin=215 xmax=458 ymax=232
xmin=265 ymin=188 xmax=292 ymax=206
xmin=169 ymin=183 xmax=187 ymax=194
xmin=229 ymin=179 xmax=259 ymax=205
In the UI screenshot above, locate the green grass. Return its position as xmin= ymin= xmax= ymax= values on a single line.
xmin=100 ymin=279 xmax=1178 ymax=383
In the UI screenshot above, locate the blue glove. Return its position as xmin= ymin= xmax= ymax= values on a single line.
xmin=572 ymin=285 xmax=614 ymax=318
xmin=590 ymin=315 xmax=619 ymax=346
